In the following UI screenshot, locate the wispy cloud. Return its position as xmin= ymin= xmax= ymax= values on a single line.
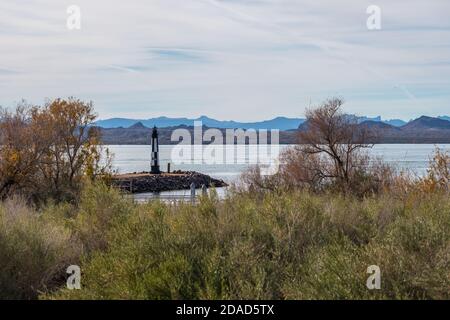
xmin=0 ymin=67 xmax=20 ymax=75
xmin=151 ymin=49 xmax=206 ymax=62
xmin=0 ymin=0 xmax=449 ymax=120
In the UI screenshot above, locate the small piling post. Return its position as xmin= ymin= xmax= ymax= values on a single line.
xmin=167 ymin=162 xmax=171 ymax=174
xmin=190 ymin=182 xmax=196 ymax=204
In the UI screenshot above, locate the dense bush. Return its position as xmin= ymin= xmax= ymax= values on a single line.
xmin=38 ymin=185 xmax=449 ymax=300
xmin=0 ymin=176 xmax=448 ymax=300
xmin=0 ymin=198 xmax=81 ymax=299
xmin=0 ymin=183 xmax=132 ymax=299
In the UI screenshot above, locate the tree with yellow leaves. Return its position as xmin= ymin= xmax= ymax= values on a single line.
xmin=0 ymin=98 xmax=111 ymax=203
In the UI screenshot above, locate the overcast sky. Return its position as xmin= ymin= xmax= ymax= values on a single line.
xmin=1 ymin=0 xmax=449 ymax=121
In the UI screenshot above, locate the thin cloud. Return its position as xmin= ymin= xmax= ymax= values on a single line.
xmin=0 ymin=0 xmax=449 ymax=120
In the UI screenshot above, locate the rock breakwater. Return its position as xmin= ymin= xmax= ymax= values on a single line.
xmin=111 ymin=171 xmax=228 ymax=193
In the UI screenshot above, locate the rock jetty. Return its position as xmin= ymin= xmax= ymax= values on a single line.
xmin=111 ymin=170 xmax=228 ymax=194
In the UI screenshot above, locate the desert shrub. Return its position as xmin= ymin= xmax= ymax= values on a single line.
xmin=283 ymin=193 xmax=450 ymax=299
xmin=418 ymin=147 xmax=450 ymax=193
xmin=240 ymin=165 xmax=286 ymax=194
xmin=72 ymin=182 xmax=135 ymax=254
xmin=382 ymin=147 xmax=450 ymax=200
xmin=240 ymin=98 xmax=401 ymax=197
xmin=0 ymin=182 xmax=137 ymax=300
xmin=242 ymin=148 xmax=399 ymax=199
xmin=46 ymin=186 xmax=450 ymax=300
xmin=0 ymin=197 xmax=81 ymax=299
xmin=276 ymin=146 xmax=398 ymax=196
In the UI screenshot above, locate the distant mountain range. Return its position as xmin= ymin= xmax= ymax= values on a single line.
xmin=98 ymin=115 xmax=450 ymax=145
xmin=95 ymin=116 xmax=305 ymax=130
xmin=95 ymin=115 xmax=450 ymax=130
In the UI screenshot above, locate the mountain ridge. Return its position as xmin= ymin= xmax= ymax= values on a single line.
xmin=97 ymin=115 xmax=450 ymax=145
xmin=95 ymin=116 xmax=306 ymax=130
xmin=402 ymin=116 xmax=450 ymax=131
xmin=95 ymin=114 xmax=447 ymax=130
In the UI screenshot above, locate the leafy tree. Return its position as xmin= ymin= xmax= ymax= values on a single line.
xmin=0 ymin=98 xmax=111 ymax=203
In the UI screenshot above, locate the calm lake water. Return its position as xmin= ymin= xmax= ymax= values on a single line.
xmin=107 ymin=144 xmax=449 ymax=200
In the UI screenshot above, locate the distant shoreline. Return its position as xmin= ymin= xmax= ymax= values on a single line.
xmin=97 ymin=118 xmax=450 ymax=145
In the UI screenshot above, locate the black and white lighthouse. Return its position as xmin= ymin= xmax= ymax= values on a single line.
xmin=151 ymin=126 xmax=161 ymax=174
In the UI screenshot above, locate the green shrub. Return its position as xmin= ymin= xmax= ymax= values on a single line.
xmin=0 ymin=198 xmax=81 ymax=299
xmin=1 ymin=180 xmax=448 ymax=300
xmin=47 ymin=187 xmax=450 ymax=300
xmin=72 ymin=182 xmax=135 ymax=253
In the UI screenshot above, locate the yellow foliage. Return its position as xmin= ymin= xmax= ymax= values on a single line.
xmin=0 ymin=98 xmax=112 ymax=203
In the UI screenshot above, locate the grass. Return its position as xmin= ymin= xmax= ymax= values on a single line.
xmin=0 ymin=197 xmax=80 ymax=299
xmin=0 ymin=182 xmax=438 ymax=300
xmin=1 ymin=181 xmax=449 ymax=300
